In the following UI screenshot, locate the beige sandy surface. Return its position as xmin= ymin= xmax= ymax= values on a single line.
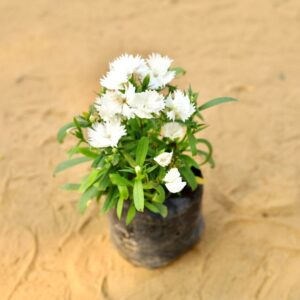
xmin=1 ymin=0 xmax=300 ymax=299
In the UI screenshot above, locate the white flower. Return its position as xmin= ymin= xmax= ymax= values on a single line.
xmin=145 ymin=53 xmax=176 ymax=89
xmin=100 ymin=54 xmax=147 ymax=90
xmin=165 ymin=90 xmax=195 ymax=122
xmin=95 ymin=83 xmax=135 ymax=120
xmin=161 ymin=122 xmax=185 ymax=140
xmin=109 ymin=54 xmax=147 ymax=74
xmin=100 ymin=69 xmax=128 ymax=90
xmin=87 ymin=120 xmax=126 ymax=148
xmin=128 ymin=90 xmax=165 ymax=119
xmin=154 ymin=152 xmax=173 ymax=167
xmin=163 ymin=168 xmax=186 ymax=193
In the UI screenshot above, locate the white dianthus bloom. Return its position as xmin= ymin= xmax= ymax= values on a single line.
xmin=163 ymin=168 xmax=186 ymax=193
xmin=100 ymin=54 xmax=147 ymax=90
xmin=154 ymin=152 xmax=173 ymax=167
xmin=145 ymin=53 xmax=176 ymax=89
xmin=95 ymin=83 xmax=136 ymax=120
xmin=161 ymin=122 xmax=185 ymax=140
xmin=100 ymin=69 xmax=128 ymax=90
xmin=165 ymin=90 xmax=195 ymax=122
xmin=87 ymin=120 xmax=126 ymax=148
xmin=110 ymin=54 xmax=147 ymax=75
xmin=128 ymin=90 xmax=165 ymax=119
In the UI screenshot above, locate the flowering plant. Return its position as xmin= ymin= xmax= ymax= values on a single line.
xmin=55 ymin=54 xmax=237 ymax=224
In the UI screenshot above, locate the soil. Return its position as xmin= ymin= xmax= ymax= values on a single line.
xmin=0 ymin=0 xmax=300 ymax=299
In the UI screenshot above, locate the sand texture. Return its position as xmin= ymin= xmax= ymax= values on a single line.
xmin=1 ymin=0 xmax=300 ymax=299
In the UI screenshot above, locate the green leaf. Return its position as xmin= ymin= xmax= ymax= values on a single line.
xmin=142 ymin=74 xmax=150 ymax=90
xmin=57 ymin=122 xmax=75 ymax=144
xmin=77 ymin=186 xmax=99 ymax=213
xmin=145 ymin=201 xmax=160 ymax=213
xmin=197 ymin=149 xmax=215 ymax=168
xmin=179 ymin=154 xmax=200 ymax=169
xmin=126 ymin=203 xmax=136 ymax=225
xmin=170 ymin=67 xmax=186 ymax=76
xmin=109 ymin=173 xmax=133 ymax=186
xmin=152 ymin=185 xmax=166 ymax=203
xmin=197 ymin=138 xmax=213 ymax=166
xmin=97 ymin=172 xmax=110 ymax=191
xmin=79 ymin=169 xmax=104 ymax=193
xmin=133 ymin=179 xmax=144 ymax=212
xmin=118 ymin=167 xmax=135 ymax=174
xmin=54 ymin=157 xmax=91 ymax=175
xmin=122 ymin=151 xmax=137 ymax=168
xmin=61 ymin=183 xmax=80 ymax=191
xmin=117 ymin=185 xmax=129 ymax=200
xmin=117 ymin=198 xmax=124 ymax=220
xmin=136 ymin=136 xmax=149 ymax=166
xmin=91 ymin=156 xmax=106 ymax=168
xmin=198 ymin=97 xmax=238 ymax=111
xmin=146 ymin=164 xmax=159 ymax=174
xmin=155 ymin=203 xmax=168 ymax=218
xmin=75 ymin=115 xmax=90 ymax=128
xmin=76 ymin=147 xmax=99 ymax=159
xmin=179 ymin=166 xmax=197 ymax=191
xmin=101 ymin=187 xmax=118 ymax=213
xmin=188 ymin=133 xmax=197 ymax=156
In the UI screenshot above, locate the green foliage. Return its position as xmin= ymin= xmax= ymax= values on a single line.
xmin=136 ymin=136 xmax=149 ymax=166
xmin=53 ymin=157 xmax=91 ymax=175
xmin=198 ymin=97 xmax=238 ymax=111
xmin=133 ymin=179 xmax=144 ymax=212
xmin=55 ymin=66 xmax=238 ymax=224
xmin=57 ymin=122 xmax=75 ymax=144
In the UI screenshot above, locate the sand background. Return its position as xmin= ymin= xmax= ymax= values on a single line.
xmin=1 ymin=0 xmax=300 ymax=299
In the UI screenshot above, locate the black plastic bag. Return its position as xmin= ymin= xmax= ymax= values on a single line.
xmin=109 ymin=175 xmax=204 ymax=268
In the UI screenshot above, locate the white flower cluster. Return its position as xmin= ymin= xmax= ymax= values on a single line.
xmin=88 ymin=54 xmax=195 ymax=149
xmin=87 ymin=53 xmax=196 ymax=194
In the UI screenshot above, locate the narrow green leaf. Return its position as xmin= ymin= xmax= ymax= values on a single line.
xmin=79 ymin=169 xmax=103 ymax=193
xmin=146 ymin=164 xmax=159 ymax=173
xmin=76 ymin=147 xmax=99 ymax=159
xmin=57 ymin=122 xmax=75 ymax=144
xmin=133 ymin=179 xmax=144 ymax=212
xmin=118 ymin=167 xmax=135 ymax=174
xmin=109 ymin=173 xmax=133 ymax=186
xmin=97 ymin=172 xmax=110 ymax=191
xmin=61 ymin=183 xmax=80 ymax=191
xmin=152 ymin=185 xmax=166 ymax=203
xmin=197 ymin=149 xmax=215 ymax=168
xmin=179 ymin=154 xmax=200 ymax=169
xmin=75 ymin=115 xmax=90 ymax=127
xmin=179 ymin=166 xmax=197 ymax=191
xmin=117 ymin=198 xmax=124 ymax=220
xmin=91 ymin=156 xmax=106 ymax=169
xmin=198 ymin=97 xmax=238 ymax=111
xmin=126 ymin=203 xmax=136 ymax=225
xmin=117 ymin=185 xmax=129 ymax=200
xmin=155 ymin=203 xmax=168 ymax=218
xmin=122 ymin=151 xmax=137 ymax=168
xmin=188 ymin=133 xmax=197 ymax=156
xmin=142 ymin=74 xmax=150 ymax=90
xmin=170 ymin=67 xmax=186 ymax=76
xmin=101 ymin=187 xmax=118 ymax=213
xmin=145 ymin=201 xmax=160 ymax=213
xmin=136 ymin=136 xmax=149 ymax=166
xmin=54 ymin=157 xmax=91 ymax=175
xmin=77 ymin=186 xmax=99 ymax=213
xmin=197 ymin=138 xmax=213 ymax=166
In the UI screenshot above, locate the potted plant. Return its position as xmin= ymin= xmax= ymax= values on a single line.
xmin=55 ymin=53 xmax=237 ymax=268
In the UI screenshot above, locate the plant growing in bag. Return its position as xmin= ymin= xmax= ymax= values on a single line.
xmin=55 ymin=53 xmax=237 ymax=225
